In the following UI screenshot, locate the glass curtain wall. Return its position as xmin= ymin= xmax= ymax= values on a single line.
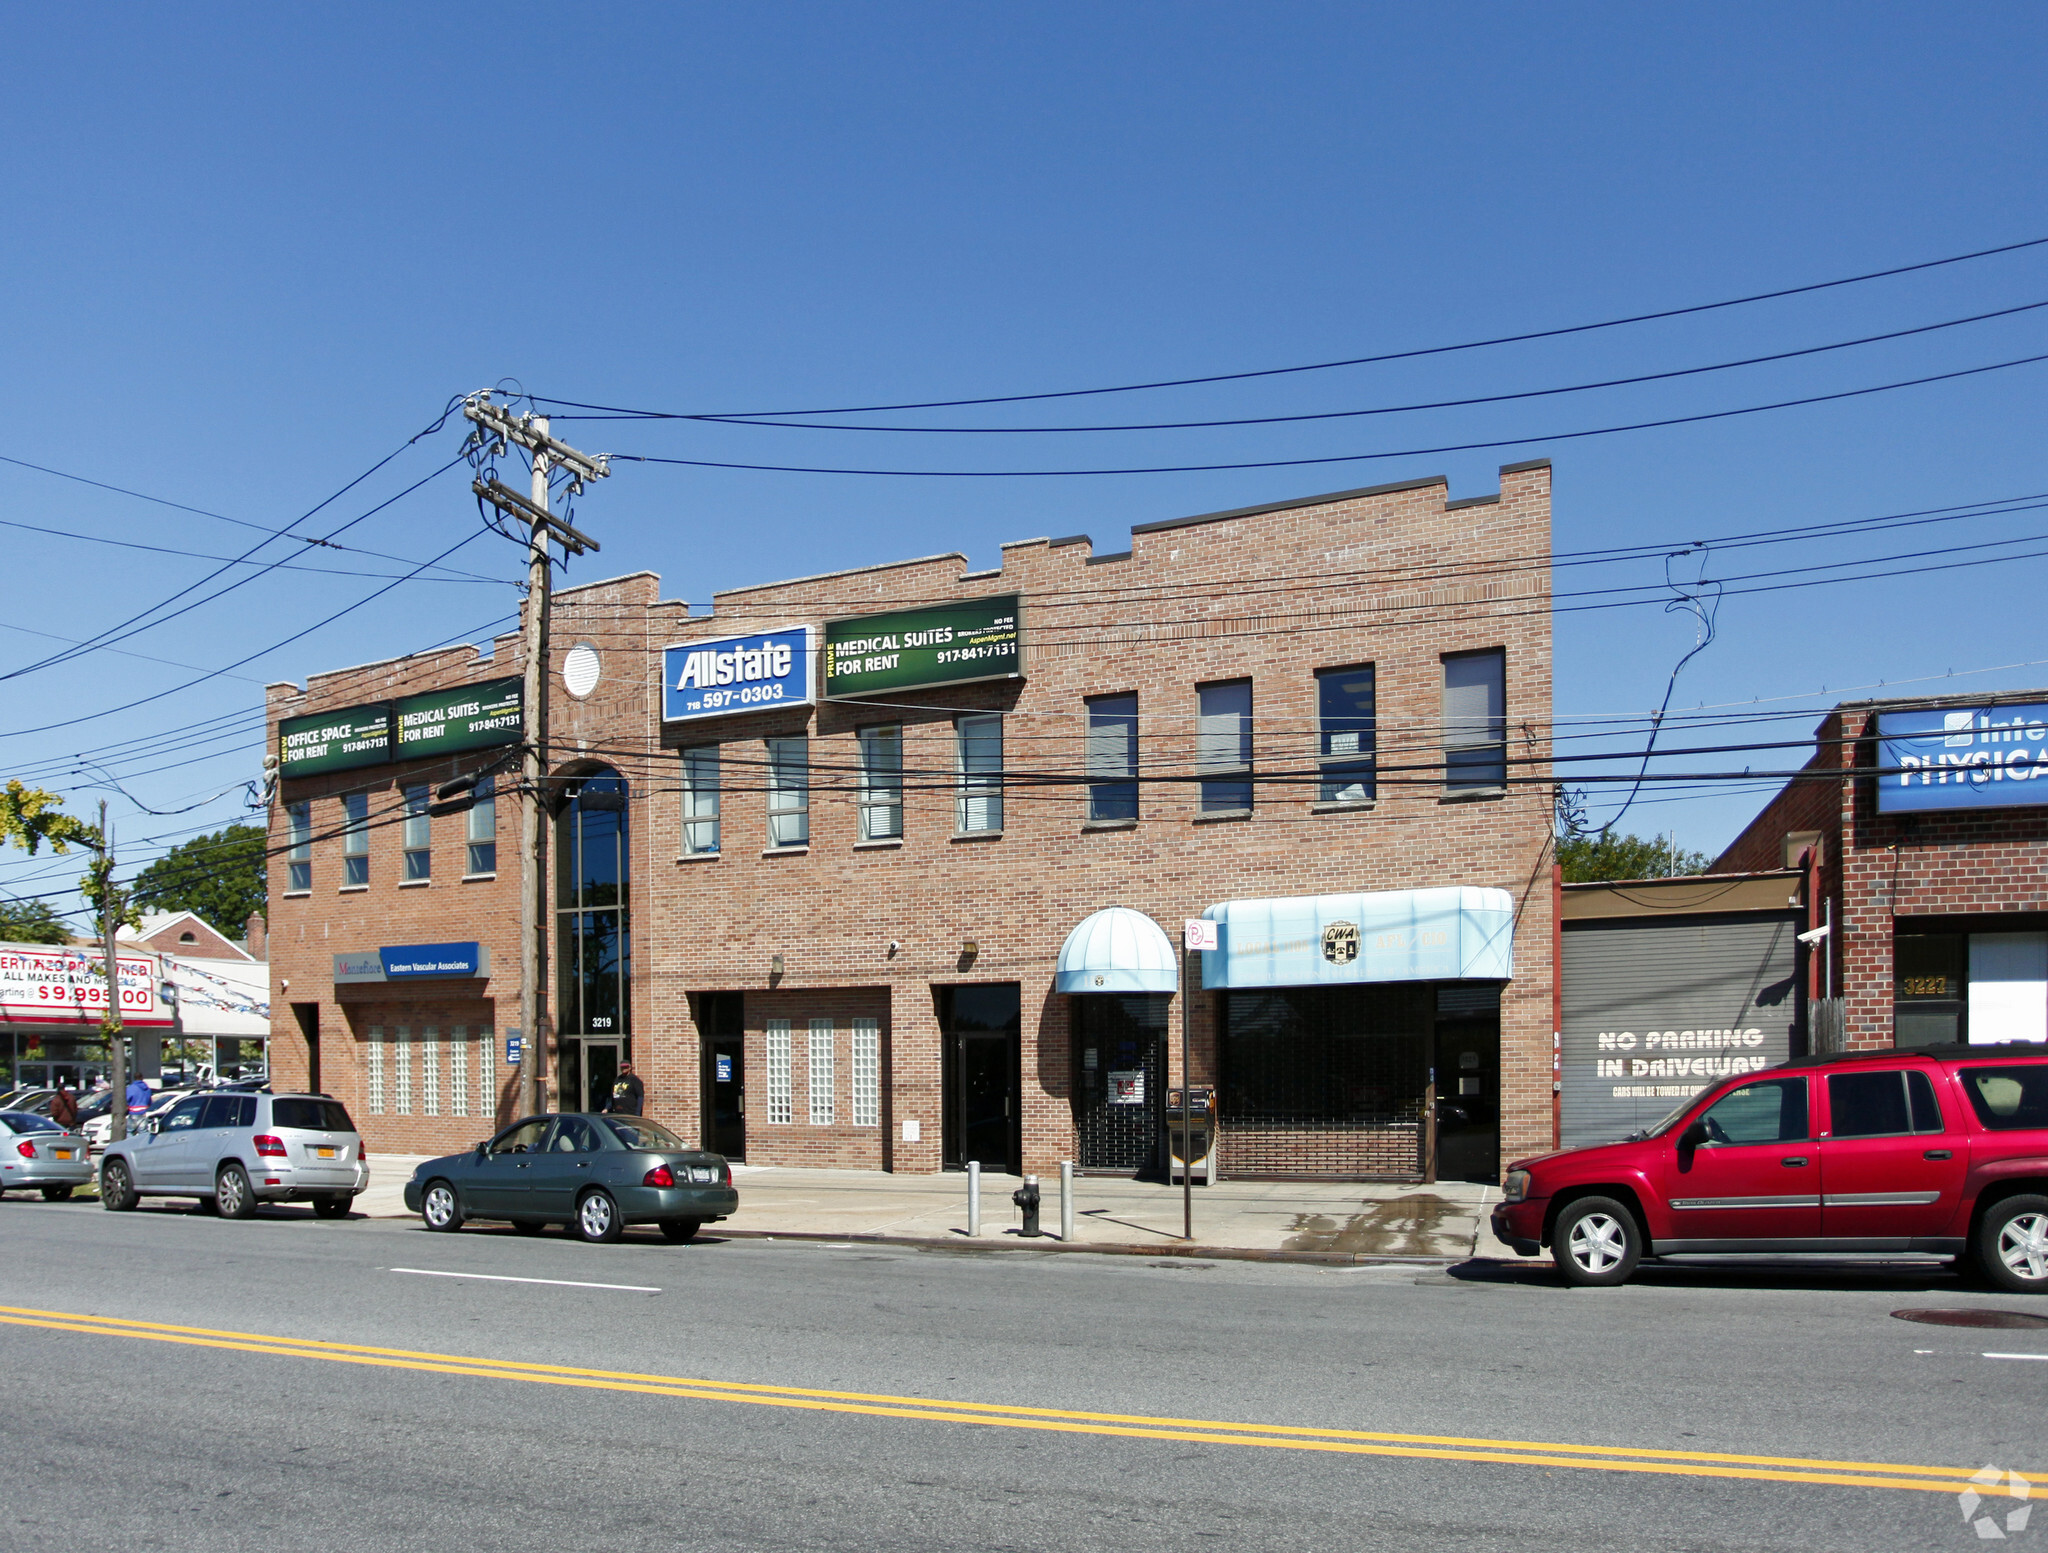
xmin=556 ymin=772 xmax=631 ymax=1086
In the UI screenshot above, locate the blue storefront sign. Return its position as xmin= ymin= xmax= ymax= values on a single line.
xmin=1878 ymin=702 xmax=2048 ymax=814
xmin=381 ymin=942 xmax=486 ymax=978
xmin=716 ymin=1054 xmax=733 ymax=1083
xmin=1197 ymin=887 xmax=1514 ymax=989
xmin=663 ymin=625 xmax=814 ymax=723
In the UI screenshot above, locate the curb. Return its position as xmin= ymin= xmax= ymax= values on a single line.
xmin=708 ymin=1226 xmax=1468 ymax=1267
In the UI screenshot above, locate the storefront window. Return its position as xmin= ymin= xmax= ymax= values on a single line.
xmin=556 ymin=772 xmax=630 ymax=1044
xmin=1895 ymin=932 xmax=1965 ymax=1048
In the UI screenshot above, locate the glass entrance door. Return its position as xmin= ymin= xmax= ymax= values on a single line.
xmin=939 ymin=984 xmax=1020 ymax=1173
xmin=580 ymin=1039 xmax=622 ymax=1114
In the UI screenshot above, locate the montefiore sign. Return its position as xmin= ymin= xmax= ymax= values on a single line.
xmin=1878 ymin=701 xmax=2048 ymax=814
xmin=662 ymin=626 xmax=814 ymax=723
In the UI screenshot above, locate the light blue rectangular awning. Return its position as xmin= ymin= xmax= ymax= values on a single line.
xmin=1199 ymin=887 xmax=1514 ymax=989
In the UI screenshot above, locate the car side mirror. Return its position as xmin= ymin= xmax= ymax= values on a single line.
xmin=475 ymin=1141 xmax=489 ymax=1157
xmin=1679 ymin=1120 xmax=1709 ymax=1152
xmin=147 ymin=1118 xmax=161 ymax=1136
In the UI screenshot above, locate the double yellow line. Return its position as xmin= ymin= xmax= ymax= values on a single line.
xmin=0 ymin=1302 xmax=2000 ymax=1495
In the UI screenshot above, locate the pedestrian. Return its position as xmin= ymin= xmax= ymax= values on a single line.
xmin=125 ymin=1076 xmax=152 ymax=1119
xmin=49 ymin=1082 xmax=78 ymax=1129
xmin=605 ymin=1061 xmax=644 ymax=1116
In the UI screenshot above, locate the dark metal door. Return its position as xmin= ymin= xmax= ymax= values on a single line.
xmin=1432 ymin=1025 xmax=1500 ymax=1184
xmin=956 ymin=1035 xmax=1011 ymax=1171
xmin=939 ymin=984 xmax=1019 ymax=1172
xmin=710 ymin=1038 xmax=745 ymax=1158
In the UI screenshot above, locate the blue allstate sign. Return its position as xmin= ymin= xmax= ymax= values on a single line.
xmin=1878 ymin=702 xmax=2048 ymax=813
xmin=663 ymin=625 xmax=814 ymax=723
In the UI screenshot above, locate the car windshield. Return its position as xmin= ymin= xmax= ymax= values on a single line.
xmin=1634 ymin=1096 xmax=1703 ymax=1140
xmin=271 ymin=1098 xmax=355 ymax=1133
xmin=1 ymin=1111 xmax=62 ymax=1133
xmin=603 ymin=1117 xmax=689 ymax=1152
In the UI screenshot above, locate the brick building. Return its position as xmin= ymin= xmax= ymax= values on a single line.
xmin=265 ymin=461 xmax=1557 ymax=1181
xmin=1715 ymin=690 xmax=2048 ymax=1050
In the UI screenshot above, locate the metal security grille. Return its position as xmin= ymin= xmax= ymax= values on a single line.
xmin=850 ymin=1019 xmax=880 ymax=1127
xmin=1221 ymin=987 xmax=1430 ymax=1175
xmin=766 ymin=1020 xmax=793 ymax=1124
xmin=1072 ymin=994 xmax=1167 ymax=1172
xmin=367 ymin=1027 xmax=385 ymax=1114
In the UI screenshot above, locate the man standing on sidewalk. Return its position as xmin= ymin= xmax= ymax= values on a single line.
xmin=605 ymin=1061 xmax=644 ymax=1116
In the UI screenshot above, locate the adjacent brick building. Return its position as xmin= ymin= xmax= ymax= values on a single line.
xmin=1715 ymin=690 xmax=2048 ymax=1051
xmin=266 ymin=461 xmax=1558 ymax=1181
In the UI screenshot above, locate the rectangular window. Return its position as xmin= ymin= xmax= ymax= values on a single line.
xmin=808 ymin=1018 xmax=835 ymax=1125
xmin=1316 ymin=665 xmax=1376 ymax=803
xmin=448 ymin=1025 xmax=469 ymax=1118
xmin=392 ymin=1026 xmax=412 ymax=1116
xmin=286 ymin=801 xmax=313 ymax=893
xmin=858 ymin=726 xmax=903 ymax=841
xmin=765 ymin=1019 xmax=793 ymax=1123
xmin=1086 ymin=693 xmax=1139 ymax=822
xmin=366 ymin=1026 xmax=385 ymax=1115
xmin=851 ymin=1018 xmax=880 ymax=1127
xmin=956 ymin=714 xmax=1004 ymax=833
xmin=681 ymin=747 xmax=721 ymax=855
xmin=466 ymin=779 xmax=496 ymax=876
xmin=402 ymin=784 xmax=431 ymax=881
xmin=767 ymin=737 xmax=809 ymax=848
xmin=1197 ymin=679 xmax=1254 ymax=813
xmin=420 ymin=1028 xmax=440 ymax=1117
xmin=1443 ymin=649 xmax=1506 ymax=791
xmin=342 ymin=791 xmax=370 ymax=886
xmin=1828 ymin=1069 xmax=1944 ymax=1138
xmin=1959 ymin=1064 xmax=2048 ymax=1131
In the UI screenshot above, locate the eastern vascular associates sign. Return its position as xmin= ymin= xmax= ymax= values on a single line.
xmin=332 ymin=942 xmax=489 ymax=984
xmin=662 ymin=626 xmax=814 ymax=724
xmin=0 ymin=944 xmax=171 ymax=1028
xmin=1878 ymin=702 xmax=2048 ymax=813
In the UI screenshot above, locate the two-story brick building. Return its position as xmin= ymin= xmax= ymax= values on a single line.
xmin=265 ymin=461 xmax=1558 ymax=1181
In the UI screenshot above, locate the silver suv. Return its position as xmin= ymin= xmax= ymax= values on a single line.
xmin=99 ymin=1092 xmax=368 ymax=1219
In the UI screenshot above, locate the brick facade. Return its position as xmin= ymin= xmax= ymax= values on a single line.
xmin=267 ymin=464 xmax=1557 ymax=1178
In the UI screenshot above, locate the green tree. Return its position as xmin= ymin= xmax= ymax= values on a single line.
xmin=0 ymin=895 xmax=72 ymax=943
xmin=1557 ymin=830 xmax=1714 ymax=883
xmin=130 ymin=823 xmax=267 ymax=933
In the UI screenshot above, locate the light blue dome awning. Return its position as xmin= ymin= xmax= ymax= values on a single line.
xmin=1056 ymin=907 xmax=1178 ymax=994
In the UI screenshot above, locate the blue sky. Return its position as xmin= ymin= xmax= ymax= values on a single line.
xmin=3 ymin=4 xmax=2045 ymax=916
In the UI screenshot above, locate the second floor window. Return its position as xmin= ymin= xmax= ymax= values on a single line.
xmin=681 ymin=747 xmax=720 ymax=855
xmin=1086 ymin=693 xmax=1138 ymax=822
xmin=767 ymin=736 xmax=809 ymax=848
xmin=402 ymin=785 xmax=431 ymax=881
xmin=466 ymin=778 xmax=496 ymax=876
xmin=286 ymin=801 xmax=312 ymax=893
xmin=1443 ymin=648 xmax=1507 ymax=791
xmin=858 ymin=725 xmax=903 ymax=841
xmin=1197 ymin=679 xmax=1253 ymax=813
xmin=341 ymin=791 xmax=370 ymax=886
xmin=956 ymin=714 xmax=1003 ymax=833
xmin=1317 ymin=665 xmax=1376 ymax=803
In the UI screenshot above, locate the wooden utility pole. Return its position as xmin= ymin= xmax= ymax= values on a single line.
xmin=97 ymin=800 xmax=127 ymax=1144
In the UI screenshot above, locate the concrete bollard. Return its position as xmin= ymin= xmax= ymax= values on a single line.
xmin=966 ymin=1159 xmax=981 ymax=1236
xmin=1059 ymin=1159 xmax=1074 ymax=1242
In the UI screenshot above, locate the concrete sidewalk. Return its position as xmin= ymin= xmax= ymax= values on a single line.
xmin=358 ymin=1156 xmax=1504 ymax=1262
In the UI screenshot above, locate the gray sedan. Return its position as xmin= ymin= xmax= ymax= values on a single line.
xmin=404 ymin=1113 xmax=738 ymax=1243
xmin=0 ymin=1112 xmax=93 ymax=1200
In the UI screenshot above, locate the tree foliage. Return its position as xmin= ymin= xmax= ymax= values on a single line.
xmin=1557 ymin=830 xmax=1715 ymax=883
xmin=0 ymin=896 xmax=73 ymax=944
xmin=131 ymin=823 xmax=267 ymax=934
xmin=0 ymin=780 xmax=98 ymax=856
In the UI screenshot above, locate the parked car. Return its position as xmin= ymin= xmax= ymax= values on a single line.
xmin=1495 ymin=1042 xmax=2048 ymax=1291
xmin=98 ymin=1092 xmax=368 ymax=1219
xmin=0 ymin=1112 xmax=94 ymax=1199
xmin=404 ymin=1113 xmax=737 ymax=1243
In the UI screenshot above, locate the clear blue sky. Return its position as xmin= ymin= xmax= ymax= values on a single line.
xmin=3 ymin=4 xmax=2045 ymax=916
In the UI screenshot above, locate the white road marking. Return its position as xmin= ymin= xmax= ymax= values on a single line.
xmin=389 ymin=1268 xmax=660 ymax=1293
xmin=1982 ymin=1352 xmax=2048 ymax=1361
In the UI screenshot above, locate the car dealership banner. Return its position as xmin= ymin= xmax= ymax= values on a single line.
xmin=1878 ymin=702 xmax=2048 ymax=813
xmin=278 ymin=680 xmax=523 ymax=777
xmin=662 ymin=626 xmax=814 ymax=723
xmin=0 ymin=944 xmax=171 ymax=1028
xmin=823 ymin=594 xmax=1022 ymax=698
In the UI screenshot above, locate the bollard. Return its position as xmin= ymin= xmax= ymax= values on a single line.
xmin=966 ymin=1159 xmax=981 ymax=1236
xmin=1059 ymin=1159 xmax=1074 ymax=1242
xmin=1012 ymin=1174 xmax=1041 ymax=1237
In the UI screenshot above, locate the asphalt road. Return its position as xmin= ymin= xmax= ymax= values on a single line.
xmin=1 ymin=1196 xmax=2042 ymax=1552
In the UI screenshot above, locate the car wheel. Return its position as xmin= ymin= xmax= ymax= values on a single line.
xmin=313 ymin=1193 xmax=352 ymax=1220
xmin=1980 ymin=1194 xmax=2048 ymax=1294
xmin=216 ymin=1163 xmax=257 ymax=1220
xmin=1552 ymin=1196 xmax=1642 ymax=1287
xmin=420 ymin=1182 xmax=463 ymax=1232
xmin=574 ymin=1189 xmax=623 ymax=1244
xmin=658 ymin=1218 xmax=702 ymax=1243
xmin=511 ymin=1219 xmax=547 ymax=1236
xmin=41 ymin=1185 xmax=73 ymax=1202
xmin=100 ymin=1158 xmax=137 ymax=1212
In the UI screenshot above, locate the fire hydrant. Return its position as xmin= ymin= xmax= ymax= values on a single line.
xmin=1012 ymin=1174 xmax=1041 ymax=1237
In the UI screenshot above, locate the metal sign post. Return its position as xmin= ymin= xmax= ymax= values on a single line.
xmin=1181 ymin=919 xmax=1218 ymax=1243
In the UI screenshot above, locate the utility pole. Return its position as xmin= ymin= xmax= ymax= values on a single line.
xmin=97 ymin=801 xmax=127 ymax=1145
xmin=463 ymin=395 xmax=606 ymax=1121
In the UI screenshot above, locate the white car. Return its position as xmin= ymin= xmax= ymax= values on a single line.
xmin=99 ymin=1092 xmax=368 ymax=1219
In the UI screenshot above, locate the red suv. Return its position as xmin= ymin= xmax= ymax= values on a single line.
xmin=1493 ymin=1042 xmax=2048 ymax=1291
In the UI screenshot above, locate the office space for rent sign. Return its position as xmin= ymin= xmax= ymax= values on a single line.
xmin=278 ymin=680 xmax=522 ymax=778
xmin=823 ymin=594 xmax=1021 ymax=698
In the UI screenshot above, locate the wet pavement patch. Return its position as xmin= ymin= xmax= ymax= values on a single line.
xmin=1281 ymin=1194 xmax=1476 ymax=1257
xmin=1891 ymin=1308 xmax=2048 ymax=1329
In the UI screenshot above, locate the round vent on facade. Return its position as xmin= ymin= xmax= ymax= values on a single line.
xmin=563 ymin=641 xmax=601 ymax=699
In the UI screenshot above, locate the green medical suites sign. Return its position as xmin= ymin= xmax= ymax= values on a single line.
xmin=395 ymin=677 xmax=523 ymax=757
xmin=823 ymin=594 xmax=1023 ymax=698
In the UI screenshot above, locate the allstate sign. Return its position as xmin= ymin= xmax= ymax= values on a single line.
xmin=663 ymin=626 xmax=814 ymax=723
xmin=1878 ymin=702 xmax=2048 ymax=814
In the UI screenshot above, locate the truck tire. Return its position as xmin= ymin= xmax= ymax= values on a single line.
xmin=1552 ymin=1195 xmax=1642 ymax=1287
xmin=1979 ymin=1194 xmax=2048 ymax=1294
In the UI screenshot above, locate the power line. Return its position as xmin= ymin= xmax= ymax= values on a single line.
xmin=0 ymin=512 xmax=511 ymax=584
